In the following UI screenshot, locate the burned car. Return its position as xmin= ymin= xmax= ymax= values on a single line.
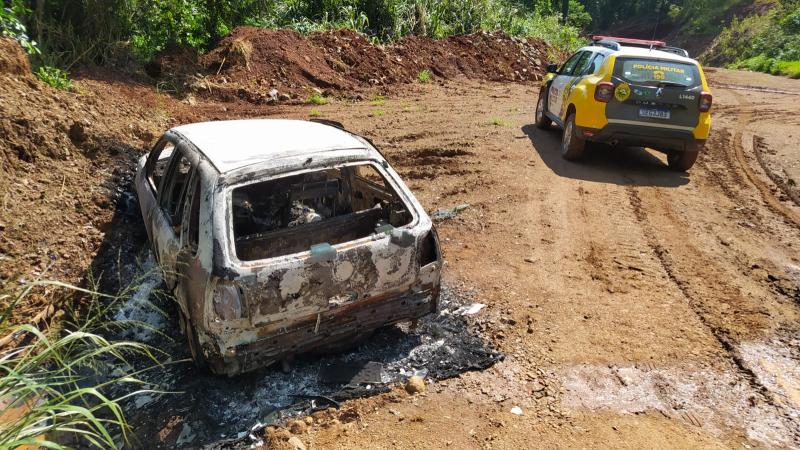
xmin=134 ymin=119 xmax=442 ymax=375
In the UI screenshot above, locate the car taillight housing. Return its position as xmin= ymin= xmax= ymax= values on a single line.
xmin=213 ymin=282 xmax=243 ymax=321
xmin=699 ymin=91 xmax=713 ymax=112
xmin=594 ymin=82 xmax=614 ymax=103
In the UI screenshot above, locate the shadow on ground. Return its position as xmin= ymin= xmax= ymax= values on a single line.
xmin=521 ymin=124 xmax=691 ymax=188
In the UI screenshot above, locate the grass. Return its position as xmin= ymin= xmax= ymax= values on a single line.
xmin=309 ymin=107 xmax=321 ymax=117
xmin=0 ymin=271 xmax=167 ymax=449
xmin=490 ymin=117 xmax=507 ymax=127
xmin=733 ymin=55 xmax=800 ymax=79
xmin=307 ymin=92 xmax=329 ymax=105
xmin=417 ymin=69 xmax=432 ymax=83
xmin=369 ymin=94 xmax=386 ymax=106
xmin=370 ymin=108 xmax=385 ymax=117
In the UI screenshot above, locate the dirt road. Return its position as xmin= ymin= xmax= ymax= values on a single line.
xmin=5 ymin=48 xmax=799 ymax=447
xmin=216 ymin=68 xmax=800 ymax=449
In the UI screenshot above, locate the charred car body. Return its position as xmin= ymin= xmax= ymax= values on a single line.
xmin=135 ymin=120 xmax=442 ymax=375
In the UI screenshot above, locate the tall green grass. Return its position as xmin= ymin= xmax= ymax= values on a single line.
xmin=0 ymin=273 xmax=166 ymax=449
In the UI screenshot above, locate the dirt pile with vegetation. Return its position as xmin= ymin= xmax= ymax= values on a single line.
xmin=0 ymin=40 xmax=174 ymax=324
xmin=185 ymin=28 xmax=551 ymax=102
xmin=0 ymin=37 xmax=31 ymax=76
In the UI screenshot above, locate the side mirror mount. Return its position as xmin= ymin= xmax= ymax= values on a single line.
xmin=546 ymin=63 xmax=559 ymax=74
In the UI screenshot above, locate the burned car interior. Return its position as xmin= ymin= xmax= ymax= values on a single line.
xmin=232 ymin=163 xmax=414 ymax=261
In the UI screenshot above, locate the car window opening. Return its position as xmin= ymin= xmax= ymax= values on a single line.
xmin=232 ymin=163 xmax=413 ymax=261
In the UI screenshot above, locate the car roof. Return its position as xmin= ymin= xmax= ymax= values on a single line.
xmin=580 ymin=45 xmax=698 ymax=64
xmin=170 ymin=119 xmax=368 ymax=173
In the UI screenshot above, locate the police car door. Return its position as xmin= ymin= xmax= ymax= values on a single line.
xmin=549 ymin=51 xmax=591 ymax=122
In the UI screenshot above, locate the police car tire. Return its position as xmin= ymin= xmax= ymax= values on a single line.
xmin=667 ymin=150 xmax=699 ymax=171
xmin=561 ymin=114 xmax=585 ymax=161
xmin=535 ymin=92 xmax=552 ymax=129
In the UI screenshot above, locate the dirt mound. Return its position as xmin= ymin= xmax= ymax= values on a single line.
xmin=0 ymin=68 xmax=172 ymax=325
xmin=144 ymin=44 xmax=199 ymax=79
xmin=191 ymin=28 xmax=550 ymax=103
xmin=0 ymin=38 xmax=31 ymax=76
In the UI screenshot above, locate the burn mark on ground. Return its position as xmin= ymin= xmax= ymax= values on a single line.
xmin=107 ymin=255 xmax=501 ymax=449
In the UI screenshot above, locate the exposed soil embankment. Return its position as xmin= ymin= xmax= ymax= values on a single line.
xmin=0 ymin=39 xmax=172 ymax=324
xmin=154 ymin=28 xmax=551 ymax=103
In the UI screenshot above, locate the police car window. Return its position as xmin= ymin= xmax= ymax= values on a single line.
xmin=589 ymin=54 xmax=606 ymax=74
xmin=616 ymin=58 xmax=700 ymax=87
xmin=559 ymin=52 xmax=584 ymax=76
xmin=572 ymin=52 xmax=593 ymax=76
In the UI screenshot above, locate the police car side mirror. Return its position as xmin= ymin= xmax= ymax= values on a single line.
xmin=546 ymin=63 xmax=558 ymax=74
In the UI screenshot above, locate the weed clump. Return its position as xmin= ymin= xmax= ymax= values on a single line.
xmin=36 ymin=66 xmax=73 ymax=91
xmin=417 ymin=69 xmax=432 ymax=82
xmin=308 ymin=92 xmax=329 ymax=105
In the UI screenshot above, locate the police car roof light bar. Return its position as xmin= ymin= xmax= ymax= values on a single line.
xmin=591 ymin=35 xmax=667 ymax=48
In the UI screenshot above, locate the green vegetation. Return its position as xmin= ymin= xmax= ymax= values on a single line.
xmin=705 ymin=1 xmax=800 ymax=78
xmin=309 ymin=107 xmax=322 ymax=117
xmin=1 ymin=0 xmax=588 ymax=69
xmin=417 ymin=69 xmax=432 ymax=82
xmin=35 ymin=66 xmax=72 ymax=90
xmin=370 ymin=94 xmax=386 ymax=106
xmin=490 ymin=117 xmax=507 ymax=126
xmin=0 ymin=277 xmax=164 ymax=449
xmin=308 ymin=92 xmax=329 ymax=105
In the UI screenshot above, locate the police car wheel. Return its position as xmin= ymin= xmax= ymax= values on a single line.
xmin=535 ymin=93 xmax=552 ymax=129
xmin=561 ymin=114 xmax=585 ymax=161
xmin=667 ymin=150 xmax=699 ymax=172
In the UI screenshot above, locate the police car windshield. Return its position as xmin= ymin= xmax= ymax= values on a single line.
xmin=616 ymin=58 xmax=700 ymax=87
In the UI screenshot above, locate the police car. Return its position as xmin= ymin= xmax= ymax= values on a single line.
xmin=535 ymin=36 xmax=712 ymax=171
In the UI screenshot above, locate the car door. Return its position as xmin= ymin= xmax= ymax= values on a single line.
xmin=153 ymin=145 xmax=196 ymax=289
xmin=137 ymin=137 xmax=176 ymax=254
xmin=548 ymin=51 xmax=586 ymax=121
xmin=175 ymin=174 xmax=209 ymax=326
xmin=547 ymin=54 xmax=575 ymax=116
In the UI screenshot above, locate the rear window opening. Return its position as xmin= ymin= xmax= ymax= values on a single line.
xmin=616 ymin=58 xmax=700 ymax=87
xmin=232 ymin=163 xmax=413 ymax=261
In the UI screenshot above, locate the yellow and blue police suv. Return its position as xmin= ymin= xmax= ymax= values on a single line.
xmin=535 ymin=36 xmax=712 ymax=171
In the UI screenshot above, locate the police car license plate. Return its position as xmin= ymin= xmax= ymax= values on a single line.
xmin=639 ymin=108 xmax=670 ymax=120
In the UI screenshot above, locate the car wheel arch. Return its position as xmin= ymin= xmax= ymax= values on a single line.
xmin=565 ymin=104 xmax=577 ymax=125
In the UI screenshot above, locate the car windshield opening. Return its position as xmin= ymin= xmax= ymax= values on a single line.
xmin=616 ymin=58 xmax=700 ymax=87
xmin=232 ymin=163 xmax=413 ymax=261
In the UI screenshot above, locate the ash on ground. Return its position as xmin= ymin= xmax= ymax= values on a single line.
xmin=110 ymin=251 xmax=502 ymax=449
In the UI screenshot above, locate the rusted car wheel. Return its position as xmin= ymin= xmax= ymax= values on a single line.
xmin=179 ymin=312 xmax=206 ymax=369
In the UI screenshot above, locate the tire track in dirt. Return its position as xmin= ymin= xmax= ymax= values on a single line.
xmin=626 ymin=186 xmax=800 ymax=439
xmin=625 ymin=187 xmax=775 ymax=402
xmin=752 ymin=135 xmax=800 ymax=208
xmin=728 ymin=91 xmax=800 ymax=228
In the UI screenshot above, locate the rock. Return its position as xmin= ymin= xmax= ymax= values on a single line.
xmin=405 ymin=375 xmax=426 ymax=394
xmin=287 ymin=436 xmax=307 ymax=450
xmin=304 ymin=416 xmax=314 ymax=425
xmin=268 ymin=88 xmax=279 ymax=101
xmin=510 ymin=406 xmax=523 ymax=415
xmin=279 ymin=93 xmax=292 ymax=101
